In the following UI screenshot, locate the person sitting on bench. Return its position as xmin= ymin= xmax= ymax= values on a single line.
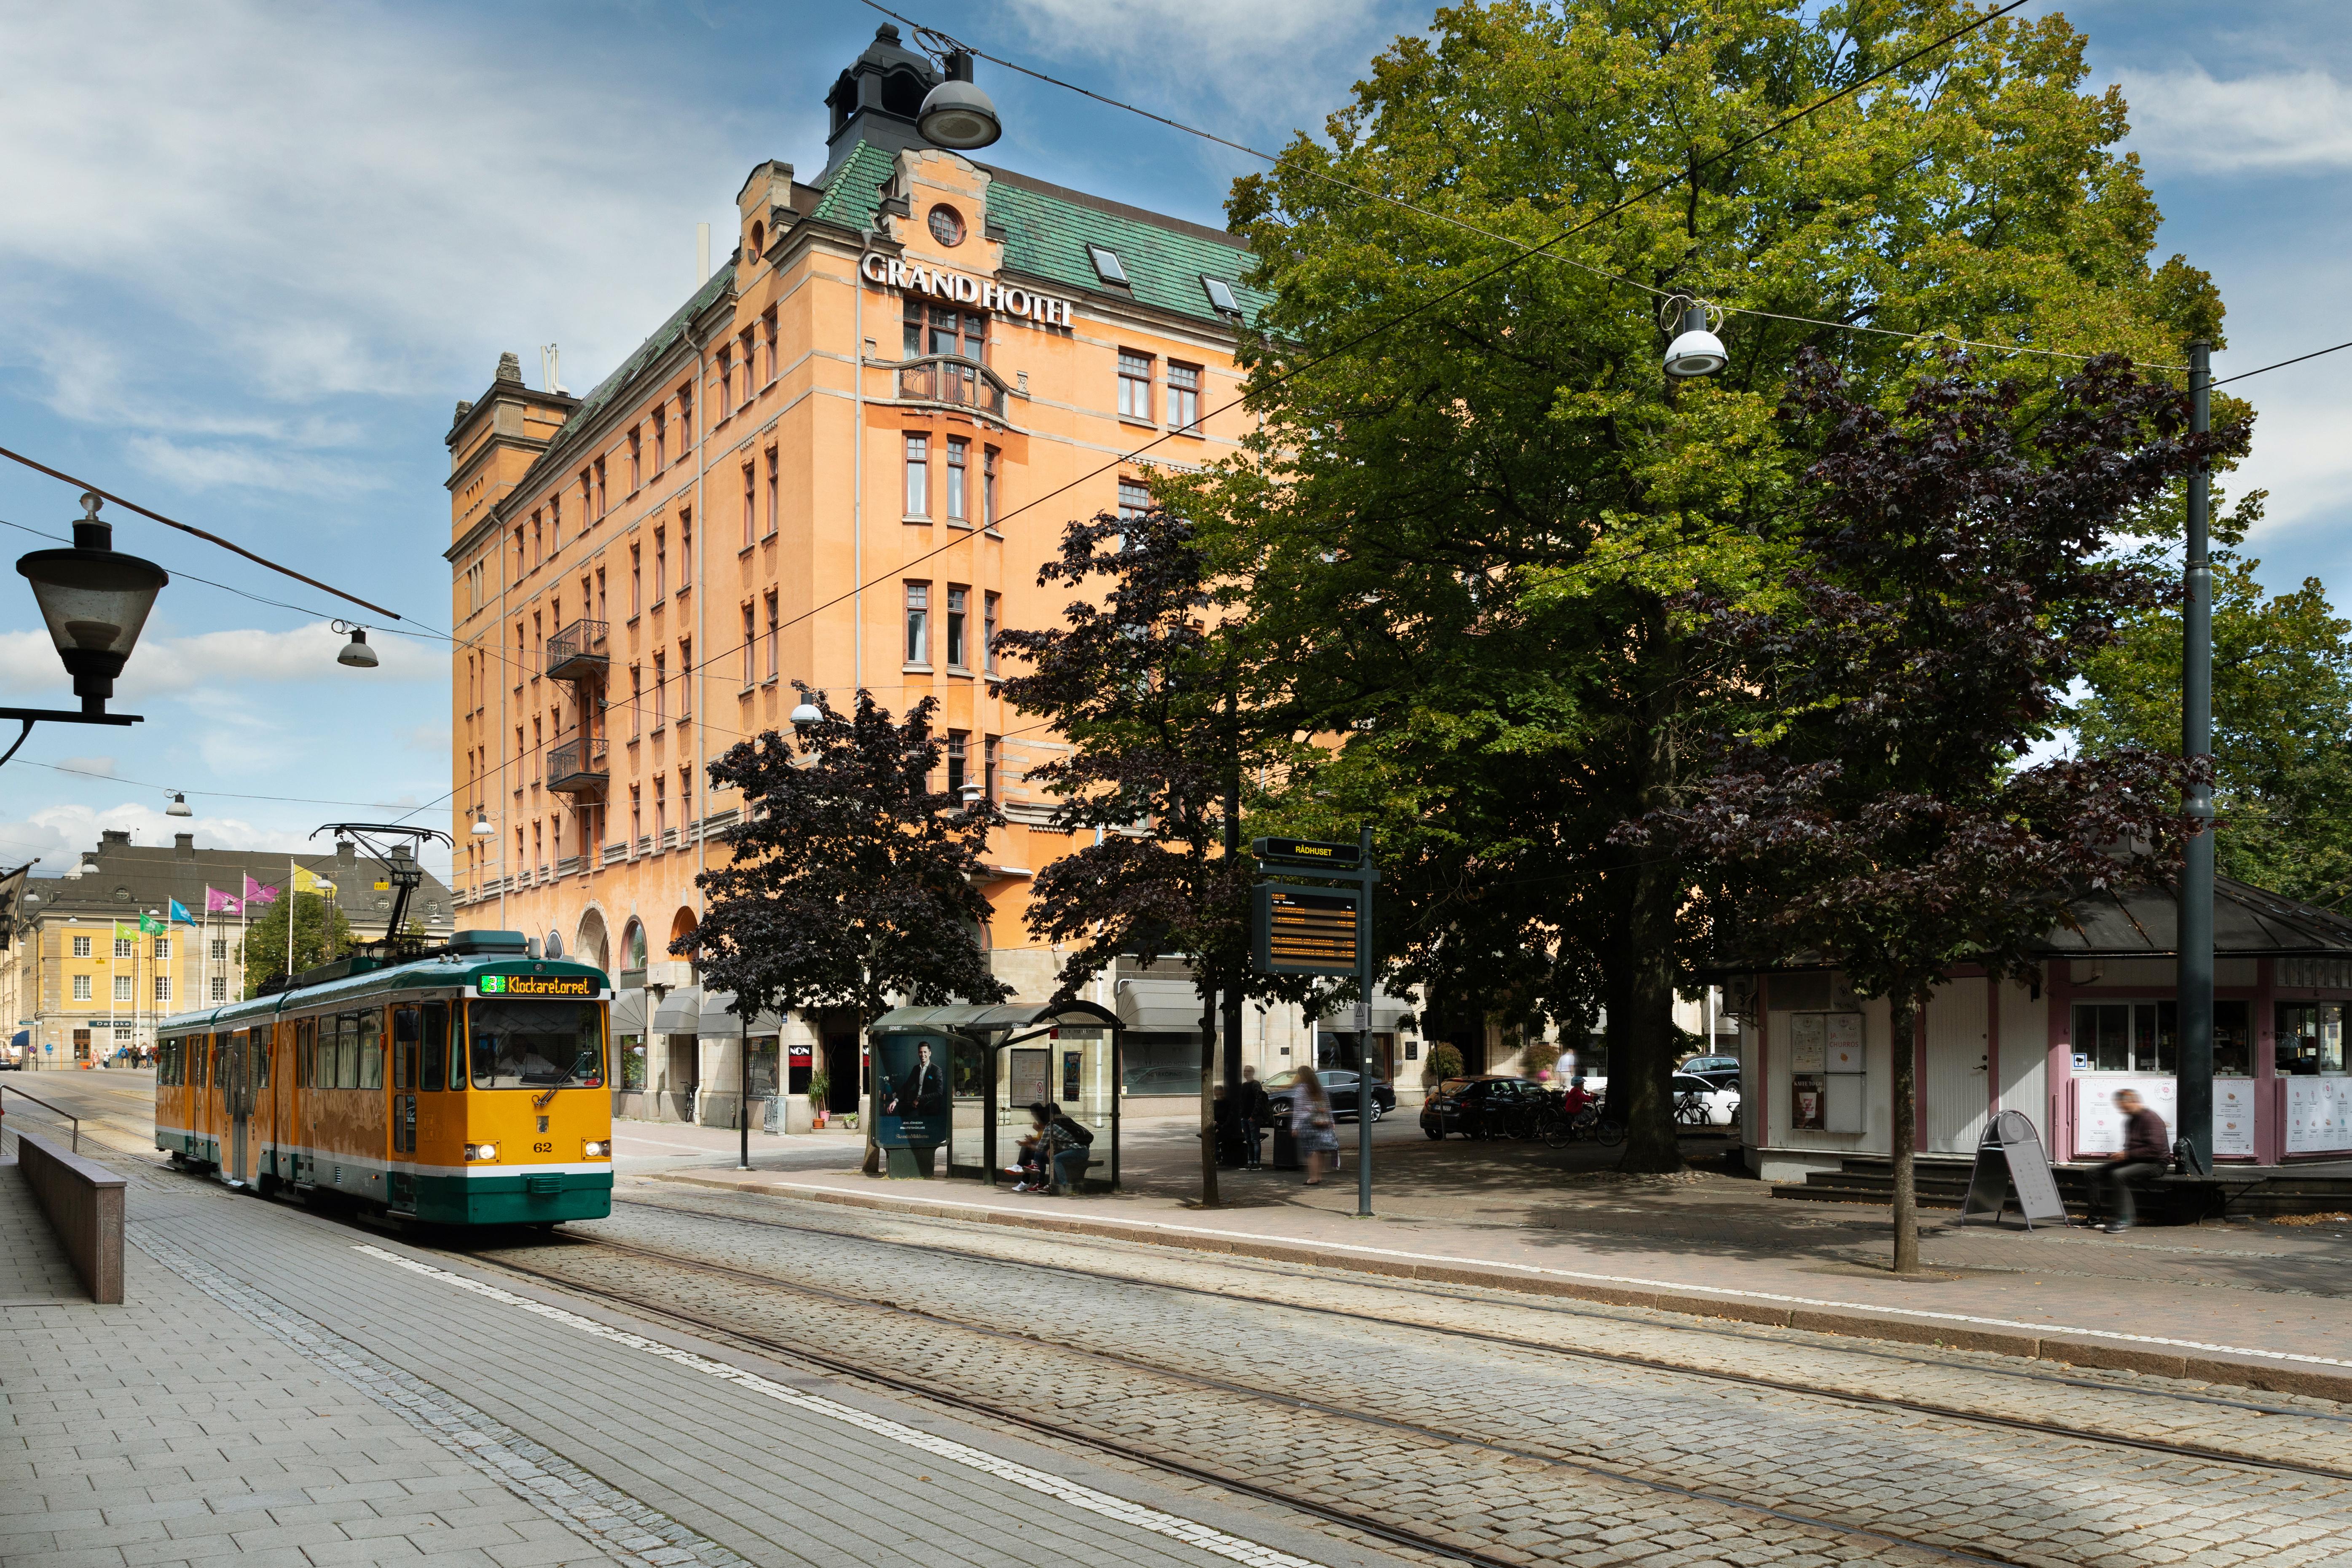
xmin=1039 ymin=1100 xmax=1096 ymax=1193
xmin=2092 ymin=1088 xmax=2168 ymax=1234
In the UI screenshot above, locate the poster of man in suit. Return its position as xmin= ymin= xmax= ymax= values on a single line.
xmin=876 ymin=1034 xmax=951 ymax=1147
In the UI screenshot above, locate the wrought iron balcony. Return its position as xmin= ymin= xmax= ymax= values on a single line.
xmin=896 ymin=355 xmax=1007 ymax=418
xmin=547 ymin=736 xmax=609 ymax=797
xmin=545 ymin=619 xmax=609 ymax=683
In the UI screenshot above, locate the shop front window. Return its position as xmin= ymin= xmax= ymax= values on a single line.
xmin=2215 ymin=1000 xmax=2253 ymax=1076
xmin=2277 ymin=1002 xmax=2346 ymax=1075
xmin=2072 ymin=1001 xmax=2175 ymax=1073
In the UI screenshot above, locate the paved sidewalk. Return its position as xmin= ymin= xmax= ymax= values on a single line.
xmin=1 ymin=1154 xmax=84 ymax=1304
xmin=647 ymin=1123 xmax=2352 ymax=1401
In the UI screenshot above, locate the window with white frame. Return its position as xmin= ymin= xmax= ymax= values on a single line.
xmin=946 ymin=437 xmax=968 ymax=521
xmin=1168 ymin=362 xmax=1201 ymax=433
xmin=72 ymin=935 xmax=91 ymax=958
xmin=211 ymin=976 xmax=228 ymax=1002
xmin=946 ymin=587 xmax=968 ymax=668
xmin=155 ymin=977 xmax=172 ymax=1003
xmin=73 ymin=974 xmax=92 ymax=1001
xmin=905 ymin=433 xmax=929 ymax=515
xmin=1087 ymin=245 xmax=1129 ymax=285
xmin=905 ymin=582 xmax=930 ymax=665
xmin=1117 ymin=351 xmax=1153 ymax=420
xmin=114 ymin=975 xmax=134 ymax=1003
xmin=1118 ymin=478 xmax=1151 ymax=521
xmin=114 ymin=937 xmax=135 ymax=960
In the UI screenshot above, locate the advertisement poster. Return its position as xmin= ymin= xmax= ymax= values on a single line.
xmin=1825 ymin=1013 xmax=1865 ymax=1074
xmin=1787 ymin=1013 xmax=1826 ymax=1073
xmin=2214 ymin=1078 xmax=2257 ymax=1158
xmin=2073 ymin=1076 xmax=2179 ymax=1155
xmin=2285 ymin=1077 xmax=2352 ymax=1155
xmin=875 ymin=1034 xmax=951 ymax=1149
xmin=1790 ymin=1073 xmax=1826 ymax=1130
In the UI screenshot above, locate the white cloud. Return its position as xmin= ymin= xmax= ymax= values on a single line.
xmin=2124 ymin=67 xmax=2352 ymax=172
xmin=0 ymin=801 xmax=287 ymax=876
xmin=125 ymin=437 xmax=386 ymax=497
xmin=0 ymin=621 xmax=443 ymax=702
xmin=1002 ymin=0 xmax=1387 ymax=123
xmin=51 ymin=756 xmax=117 ymax=779
xmin=0 ymin=1 xmax=739 ymax=452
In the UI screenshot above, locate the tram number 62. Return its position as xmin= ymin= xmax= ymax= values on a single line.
xmin=533 ymin=1142 xmax=553 ymax=1153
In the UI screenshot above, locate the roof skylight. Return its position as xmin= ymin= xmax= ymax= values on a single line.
xmin=1202 ymin=276 xmax=1240 ymax=315
xmin=1086 ymin=244 xmax=1129 ymax=285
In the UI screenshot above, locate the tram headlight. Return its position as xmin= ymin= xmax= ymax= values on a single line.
xmin=583 ymin=1139 xmax=610 ymax=1158
xmin=465 ymin=1142 xmax=499 ymax=1162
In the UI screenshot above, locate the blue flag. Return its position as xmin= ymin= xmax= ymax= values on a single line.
xmin=168 ymin=898 xmax=193 ymax=925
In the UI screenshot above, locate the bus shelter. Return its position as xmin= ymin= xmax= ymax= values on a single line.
xmin=866 ymin=1001 xmax=1122 ymax=1189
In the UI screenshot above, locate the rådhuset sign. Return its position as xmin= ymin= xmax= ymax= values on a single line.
xmin=860 ymin=253 xmax=1074 ymax=327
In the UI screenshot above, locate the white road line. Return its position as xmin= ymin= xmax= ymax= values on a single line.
xmin=751 ymin=1182 xmax=2352 ymax=1372
xmin=356 ymin=1245 xmax=1326 ymax=1568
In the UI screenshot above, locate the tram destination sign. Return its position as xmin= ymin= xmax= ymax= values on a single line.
xmin=1252 ymin=884 xmax=1362 ymax=976
xmin=476 ymin=974 xmax=599 ymax=998
xmin=1252 ymin=836 xmax=1362 ymax=869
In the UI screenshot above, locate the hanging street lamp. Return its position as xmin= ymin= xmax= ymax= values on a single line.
xmin=3 ymin=492 xmax=165 ymax=767
xmin=917 ymin=51 xmax=1002 ymax=150
xmin=334 ymin=622 xmax=379 ymax=668
xmin=1662 ymin=296 xmax=1729 ymax=378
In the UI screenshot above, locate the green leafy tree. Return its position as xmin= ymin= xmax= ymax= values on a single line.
xmin=1195 ymin=0 xmax=2224 ymax=1169
xmin=2075 ymin=553 xmax=2352 ymax=907
xmin=238 ymin=893 xmax=356 ymax=994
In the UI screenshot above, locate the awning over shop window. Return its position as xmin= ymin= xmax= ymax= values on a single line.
xmin=1115 ymin=977 xmax=1204 ymax=1032
xmin=610 ymin=990 xmax=646 ymax=1035
xmin=650 ymin=985 xmax=701 ymax=1033
xmin=690 ymin=989 xmax=785 ymax=1036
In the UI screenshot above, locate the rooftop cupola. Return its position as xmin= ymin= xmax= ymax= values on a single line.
xmin=821 ymin=24 xmax=943 ymax=178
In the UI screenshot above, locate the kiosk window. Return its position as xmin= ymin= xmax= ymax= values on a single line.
xmin=2277 ymin=1002 xmax=2344 ymax=1075
xmin=2072 ymin=1002 xmax=2175 ymax=1072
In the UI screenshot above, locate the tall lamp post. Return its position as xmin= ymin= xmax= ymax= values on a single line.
xmin=3 ymin=493 xmax=166 ymax=766
xmin=2178 ymin=342 xmax=2215 ymax=1171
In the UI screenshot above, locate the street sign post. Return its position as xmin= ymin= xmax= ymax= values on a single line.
xmin=1252 ymin=827 xmax=1379 ymax=1217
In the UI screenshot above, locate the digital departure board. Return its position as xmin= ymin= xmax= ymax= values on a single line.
xmin=1252 ymin=884 xmax=1362 ymax=976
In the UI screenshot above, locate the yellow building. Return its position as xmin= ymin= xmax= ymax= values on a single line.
xmin=440 ymin=27 xmax=1375 ymax=1127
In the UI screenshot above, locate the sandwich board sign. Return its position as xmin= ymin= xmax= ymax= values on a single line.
xmin=1958 ymin=1110 xmax=2070 ymax=1229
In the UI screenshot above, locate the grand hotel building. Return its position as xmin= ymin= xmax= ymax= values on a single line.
xmin=443 ymin=27 xmax=1416 ymax=1123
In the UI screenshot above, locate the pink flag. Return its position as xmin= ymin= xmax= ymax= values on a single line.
xmin=243 ymin=874 xmax=279 ymax=907
xmin=204 ymin=886 xmax=239 ymax=914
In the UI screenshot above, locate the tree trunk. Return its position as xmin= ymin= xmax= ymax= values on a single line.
xmin=1615 ymin=618 xmax=1688 ymax=1173
xmin=1888 ymin=991 xmax=1920 ymax=1273
xmin=1222 ymin=679 xmax=1245 ymax=1094
xmin=1198 ymin=983 xmax=1220 ymax=1207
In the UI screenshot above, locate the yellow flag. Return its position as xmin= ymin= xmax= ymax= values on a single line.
xmin=293 ymin=866 xmax=335 ymax=898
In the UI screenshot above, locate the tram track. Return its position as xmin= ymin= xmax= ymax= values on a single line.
xmin=604 ymin=1190 xmax=2352 ymax=1461
xmin=459 ymin=1231 xmax=2041 ymax=1568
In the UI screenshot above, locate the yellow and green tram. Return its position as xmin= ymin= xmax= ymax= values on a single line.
xmin=153 ymin=931 xmax=613 ymax=1226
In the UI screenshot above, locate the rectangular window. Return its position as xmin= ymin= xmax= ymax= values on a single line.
xmin=594 ymin=458 xmax=607 ymax=519
xmin=211 ymin=976 xmax=227 ymax=1002
xmin=1088 ymin=245 xmax=1129 ymax=285
xmin=945 ymin=586 xmax=967 ymax=668
xmin=595 ymin=568 xmax=606 ymax=622
xmin=630 ymin=665 xmax=642 ymax=738
xmin=154 ymin=938 xmax=170 ymax=960
xmin=73 ymin=974 xmax=91 ymax=1001
xmin=2216 ymin=999 xmax=2252 ymax=1077
xmin=630 ymin=785 xmax=642 ymax=845
xmin=653 ymin=406 xmax=667 ymax=470
xmin=764 ymin=448 xmax=779 ymax=538
xmin=905 ymin=433 xmax=929 ymax=516
xmin=947 ymin=730 xmax=969 ymax=798
xmin=742 ymin=462 xmax=756 ymax=548
xmin=2277 ymin=1002 xmax=2346 ymax=1075
xmin=155 ymin=977 xmax=172 ymax=1003
xmin=654 ymin=653 xmax=667 ymax=728
xmin=678 ymin=515 xmax=690 ymax=593
xmin=532 ymin=514 xmax=544 ymax=568
xmin=765 ymin=592 xmax=780 ymax=679
xmin=514 ymin=524 xmax=526 ymax=579
xmin=762 ymin=310 xmax=778 ymax=383
xmin=1119 ymin=477 xmax=1151 ymax=521
xmin=655 ymin=777 xmax=668 ymax=836
xmin=904 ymin=582 xmax=929 ymax=665
xmin=1118 ymin=351 xmax=1153 ymax=420
xmin=743 ymin=604 xmax=757 ymax=685
xmin=115 ymin=975 xmax=134 ymax=1003
xmin=738 ymin=328 xmax=755 ymax=404
xmin=72 ymin=935 xmax=91 ymax=958
xmin=1168 ymin=362 xmax=1201 ymax=433
xmin=629 ymin=429 xmax=642 ymax=491
xmin=946 ymin=438 xmax=968 ymax=521
xmin=654 ymin=529 xmax=666 ymax=603
xmin=115 ymin=937 xmax=135 ymax=960
xmin=677 ymin=639 xmax=690 ymax=718
xmin=630 ymin=546 xmax=642 ymax=616
xmin=677 ymin=381 xmax=692 ymax=445
xmin=982 ymin=591 xmax=999 ymax=674
xmin=551 ymin=492 xmax=562 ymax=549
xmin=2071 ymin=1001 xmax=2177 ymax=1074
xmin=210 ymin=937 xmax=227 ymax=962
xmin=983 ymin=733 xmax=1000 ymax=803
xmin=718 ymin=346 xmax=733 ymax=410
xmin=982 ymin=446 xmax=998 ymax=528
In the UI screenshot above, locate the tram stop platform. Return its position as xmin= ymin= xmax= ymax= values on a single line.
xmin=1 ymin=1150 xmax=87 ymax=1304
xmin=646 ymin=1115 xmax=2352 ymax=1405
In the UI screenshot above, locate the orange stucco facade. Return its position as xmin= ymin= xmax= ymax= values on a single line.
xmin=442 ymin=38 xmax=1270 ymax=1116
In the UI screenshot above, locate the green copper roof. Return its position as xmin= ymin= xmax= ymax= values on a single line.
xmin=811 ymin=139 xmax=1266 ymax=330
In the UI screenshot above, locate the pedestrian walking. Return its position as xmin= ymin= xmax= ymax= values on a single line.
xmin=1295 ymin=1068 xmax=1338 ymax=1186
xmin=1237 ymin=1065 xmax=1270 ymax=1169
xmin=2092 ymin=1088 xmax=2168 ymax=1233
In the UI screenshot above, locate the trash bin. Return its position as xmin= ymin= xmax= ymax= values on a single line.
xmin=1271 ymin=1122 xmax=1300 ymax=1170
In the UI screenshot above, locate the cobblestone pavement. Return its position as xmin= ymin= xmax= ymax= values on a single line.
xmin=441 ymin=1182 xmax=2352 ymax=1568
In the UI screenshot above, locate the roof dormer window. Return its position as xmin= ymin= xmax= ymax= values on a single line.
xmin=1087 ymin=245 xmax=1129 ymax=286
xmin=1202 ymin=276 xmax=1240 ymax=316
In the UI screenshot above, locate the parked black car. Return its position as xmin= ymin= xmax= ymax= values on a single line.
xmin=1266 ymin=1067 xmax=1397 ymax=1123
xmin=1419 ymin=1075 xmax=1544 ymax=1139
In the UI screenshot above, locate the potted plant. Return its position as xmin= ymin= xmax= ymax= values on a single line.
xmin=807 ymin=1070 xmax=830 ymax=1129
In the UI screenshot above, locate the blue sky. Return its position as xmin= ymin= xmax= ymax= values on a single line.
xmin=2 ymin=0 xmax=2347 ymax=883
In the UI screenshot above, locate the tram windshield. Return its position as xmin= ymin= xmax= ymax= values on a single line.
xmin=466 ymin=1000 xmax=605 ymax=1090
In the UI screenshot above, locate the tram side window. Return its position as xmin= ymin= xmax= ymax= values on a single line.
xmin=359 ymin=1010 xmax=384 ymax=1091
xmin=328 ymin=1014 xmax=351 ymax=1090
xmin=294 ymin=1019 xmax=310 ymax=1087
xmin=392 ymin=1006 xmax=419 ymax=1090
xmin=213 ymin=1035 xmax=228 ymax=1091
xmin=256 ymin=1030 xmax=269 ymax=1088
xmin=159 ymin=1037 xmax=175 ymax=1086
xmin=421 ymin=1002 xmax=449 ymax=1092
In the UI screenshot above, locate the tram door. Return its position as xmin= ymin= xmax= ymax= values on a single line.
xmin=226 ymin=1028 xmax=257 ymax=1185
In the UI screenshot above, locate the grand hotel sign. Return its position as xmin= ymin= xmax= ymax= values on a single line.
xmin=861 ymin=253 xmax=1075 ymax=327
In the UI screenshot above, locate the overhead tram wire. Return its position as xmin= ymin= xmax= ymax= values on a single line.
xmin=856 ymin=0 xmax=2137 ymax=373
